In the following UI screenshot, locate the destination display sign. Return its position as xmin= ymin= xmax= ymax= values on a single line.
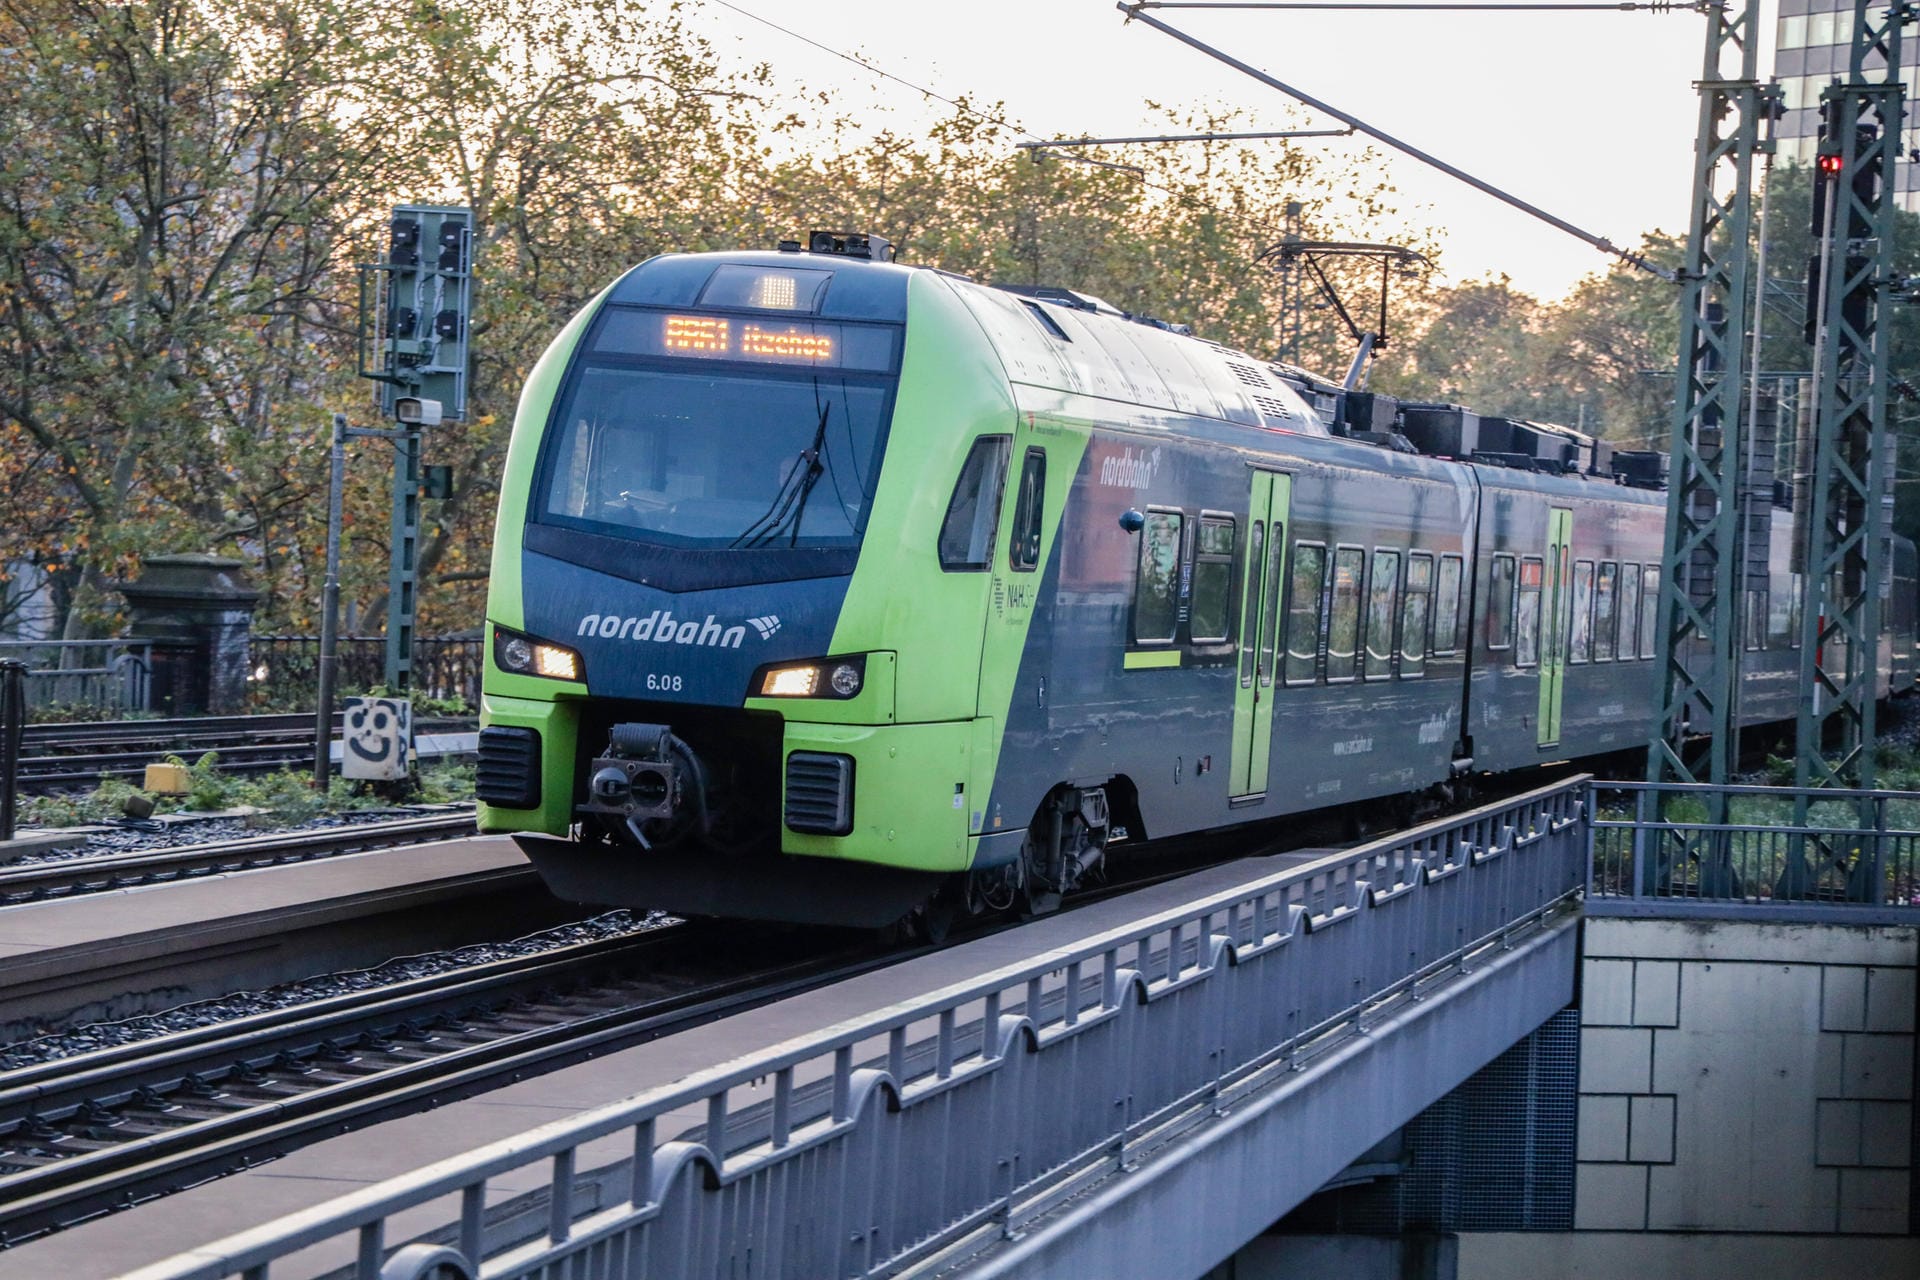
xmin=592 ymin=307 xmax=895 ymax=372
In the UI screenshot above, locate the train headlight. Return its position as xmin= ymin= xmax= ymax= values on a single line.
xmin=762 ymin=664 xmax=819 ymax=697
xmin=493 ymin=626 xmax=584 ymax=682
xmin=754 ymin=654 xmax=867 ymax=700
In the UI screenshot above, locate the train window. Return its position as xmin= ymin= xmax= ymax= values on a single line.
xmin=1238 ymin=521 xmax=1265 ymax=686
xmin=1516 ymin=557 xmax=1543 ymax=667
xmin=1570 ymin=561 xmax=1595 ymax=663
xmin=1593 ymin=562 xmax=1618 ymax=661
xmin=1434 ymin=554 xmax=1464 ymax=655
xmin=1192 ymin=516 xmax=1236 ymax=646
xmin=1640 ymin=567 xmax=1661 ymax=657
xmin=1769 ymin=581 xmax=1794 ymax=646
xmin=1365 ymin=550 xmax=1401 ymax=680
xmin=937 ymin=436 xmax=1011 ymax=571
xmin=1618 ymin=564 xmax=1642 ymax=661
xmin=1745 ymin=589 xmax=1766 ymax=651
xmin=1401 ymin=553 xmax=1433 ymax=679
xmin=1285 ymin=542 xmax=1327 ymax=685
xmin=1009 ymin=449 xmax=1046 ymax=572
xmin=1259 ymin=525 xmax=1285 ymax=686
xmin=1328 ymin=547 xmax=1366 ymax=682
xmin=1133 ymin=510 xmax=1185 ymax=644
xmin=1788 ymin=572 xmax=1803 ymax=648
xmin=1487 ymin=555 xmax=1516 ymax=651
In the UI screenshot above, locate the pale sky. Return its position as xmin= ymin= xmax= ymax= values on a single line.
xmin=690 ymin=0 xmax=1772 ymax=302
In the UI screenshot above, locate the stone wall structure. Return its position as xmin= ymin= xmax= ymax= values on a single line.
xmin=1574 ymin=917 xmax=1916 ymax=1234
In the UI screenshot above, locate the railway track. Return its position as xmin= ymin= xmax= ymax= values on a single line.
xmin=0 ymin=805 xmax=1398 ymax=1245
xmin=18 ymin=712 xmax=476 ymax=793
xmin=0 ymin=812 xmax=479 ymax=903
xmin=0 ymin=921 xmax=886 ymax=1244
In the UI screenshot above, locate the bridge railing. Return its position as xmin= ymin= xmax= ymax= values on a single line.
xmin=126 ymin=776 xmax=1589 ymax=1280
xmin=1588 ymin=779 xmax=1920 ymax=922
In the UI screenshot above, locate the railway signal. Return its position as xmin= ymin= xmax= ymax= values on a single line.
xmin=316 ymin=205 xmax=477 ymax=787
xmin=1794 ymin=57 xmax=1904 ymax=820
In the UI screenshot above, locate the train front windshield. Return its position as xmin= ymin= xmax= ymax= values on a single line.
xmin=536 ymin=307 xmax=899 ymax=551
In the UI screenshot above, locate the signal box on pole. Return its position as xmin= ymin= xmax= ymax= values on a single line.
xmin=360 ymin=205 xmax=473 ymax=421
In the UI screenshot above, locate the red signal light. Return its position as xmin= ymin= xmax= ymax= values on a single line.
xmin=1818 ymin=152 xmax=1844 ymax=175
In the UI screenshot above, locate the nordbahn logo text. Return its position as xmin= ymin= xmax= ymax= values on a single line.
xmin=1098 ymin=445 xmax=1162 ymax=490
xmin=576 ymin=611 xmax=780 ymax=649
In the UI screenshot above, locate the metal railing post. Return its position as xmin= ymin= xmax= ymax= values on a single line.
xmin=0 ymin=659 xmax=25 ymax=841
xmin=314 ymin=413 xmax=347 ymax=788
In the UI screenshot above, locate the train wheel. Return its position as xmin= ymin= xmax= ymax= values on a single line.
xmin=908 ymin=890 xmax=960 ymax=945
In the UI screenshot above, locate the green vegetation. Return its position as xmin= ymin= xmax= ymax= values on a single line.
xmin=24 ymin=704 xmax=160 ymax=725
xmin=9 ymin=1 xmax=1916 ymax=644
xmin=20 ymin=755 xmax=475 ymax=829
xmin=0 ymin=0 xmax=1418 ymax=643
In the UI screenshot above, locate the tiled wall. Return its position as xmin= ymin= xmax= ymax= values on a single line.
xmin=1576 ymin=918 xmax=1916 ymax=1234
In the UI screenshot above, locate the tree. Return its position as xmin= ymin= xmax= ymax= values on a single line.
xmin=764 ymin=103 xmax=1426 ymax=373
xmin=1371 ymin=233 xmax=1684 ymax=442
xmin=0 ymin=0 xmax=390 ymax=637
xmin=343 ymin=0 xmax=779 ymax=633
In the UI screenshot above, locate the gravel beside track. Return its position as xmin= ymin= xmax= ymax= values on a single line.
xmin=0 ymin=909 xmax=673 ymax=1072
xmin=0 ymin=813 xmax=479 ymax=903
xmin=12 ymin=807 xmax=467 ymax=863
xmin=0 ymin=917 xmax=887 ymax=1244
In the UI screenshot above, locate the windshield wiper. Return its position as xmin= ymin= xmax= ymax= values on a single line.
xmin=728 ymin=403 xmax=829 ymax=549
xmin=743 ymin=402 xmax=831 ymax=549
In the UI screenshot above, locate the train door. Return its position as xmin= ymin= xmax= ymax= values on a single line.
xmin=1230 ymin=470 xmax=1291 ymax=799
xmin=1538 ymin=507 xmax=1572 ymax=746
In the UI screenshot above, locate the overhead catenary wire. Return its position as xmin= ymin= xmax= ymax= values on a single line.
xmin=1130 ymin=1 xmax=1707 ymax=9
xmin=705 ymin=0 xmax=1362 ymax=250
xmin=1017 ymin=127 xmax=1354 ymax=149
xmin=1118 ymin=2 xmax=1679 ymax=281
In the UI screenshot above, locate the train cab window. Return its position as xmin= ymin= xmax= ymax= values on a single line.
xmin=1009 ymin=449 xmax=1046 ymax=572
xmin=1434 ymin=554 xmax=1464 ymax=655
xmin=1570 ymin=561 xmax=1595 ymax=663
xmin=937 ymin=436 xmax=1011 ymax=571
xmin=1285 ymin=542 xmax=1327 ymax=685
xmin=1401 ymin=553 xmax=1433 ymax=679
xmin=1192 ymin=516 xmax=1236 ymax=646
xmin=1640 ymin=567 xmax=1661 ymax=657
xmin=1618 ymin=564 xmax=1643 ymax=660
xmin=1593 ymin=562 xmax=1618 ymax=661
xmin=1328 ymin=547 xmax=1366 ymax=682
xmin=1132 ymin=509 xmax=1185 ymax=644
xmin=1516 ymin=556 xmax=1543 ymax=667
xmin=1365 ymin=549 xmax=1401 ymax=680
xmin=1487 ymin=555 xmax=1516 ymax=651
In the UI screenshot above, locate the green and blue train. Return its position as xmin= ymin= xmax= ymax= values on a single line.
xmin=475 ymin=235 xmax=1919 ymax=928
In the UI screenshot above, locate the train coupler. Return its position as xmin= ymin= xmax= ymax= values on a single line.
xmin=579 ymin=723 xmax=710 ymax=841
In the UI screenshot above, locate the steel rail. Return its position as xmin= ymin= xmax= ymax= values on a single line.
xmin=0 ymin=813 xmax=478 ymax=902
xmin=22 ymin=713 xmax=331 ymax=750
xmin=19 ymin=725 xmax=476 ymax=794
xmin=0 ymin=827 xmax=1360 ymax=1245
xmin=0 ymin=923 xmax=889 ymax=1245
